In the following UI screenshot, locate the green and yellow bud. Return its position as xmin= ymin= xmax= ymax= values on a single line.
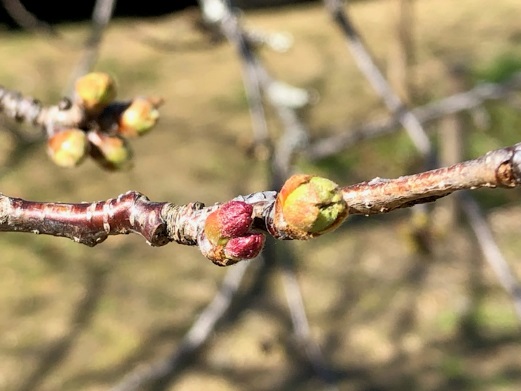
xmin=47 ymin=128 xmax=89 ymax=168
xmin=74 ymin=72 xmax=117 ymax=114
xmin=87 ymin=130 xmax=132 ymax=171
xmin=274 ymin=174 xmax=348 ymax=239
xmin=118 ymin=97 xmax=162 ymax=137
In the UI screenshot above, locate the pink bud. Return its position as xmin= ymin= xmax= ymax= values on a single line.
xmin=204 ymin=201 xmax=253 ymax=245
xmin=200 ymin=200 xmax=264 ymax=266
xmin=219 ymin=201 xmax=253 ymax=237
xmin=224 ymin=234 xmax=265 ymax=260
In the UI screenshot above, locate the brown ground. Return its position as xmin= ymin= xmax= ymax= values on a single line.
xmin=1 ymin=0 xmax=521 ymax=390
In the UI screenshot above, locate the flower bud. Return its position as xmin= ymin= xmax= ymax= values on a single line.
xmin=118 ymin=97 xmax=162 ymax=137
xmin=273 ymin=174 xmax=348 ymax=239
xmin=47 ymin=128 xmax=89 ymax=168
xmin=199 ymin=232 xmax=265 ymax=267
xmin=74 ymin=72 xmax=117 ymax=114
xmin=87 ymin=130 xmax=132 ymax=171
xmin=224 ymin=235 xmax=265 ymax=261
xmin=200 ymin=200 xmax=265 ymax=266
xmin=205 ymin=201 xmax=253 ymax=244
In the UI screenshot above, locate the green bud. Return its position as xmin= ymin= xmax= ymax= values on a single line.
xmin=74 ymin=72 xmax=117 ymax=114
xmin=118 ymin=97 xmax=162 ymax=137
xmin=47 ymin=128 xmax=89 ymax=168
xmin=274 ymin=174 xmax=348 ymax=239
xmin=87 ymin=130 xmax=132 ymax=171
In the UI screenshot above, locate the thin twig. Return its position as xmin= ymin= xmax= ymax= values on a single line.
xmin=110 ymin=259 xmax=252 ymax=391
xmin=213 ymin=1 xmax=311 ymax=180
xmin=198 ymin=0 xmax=311 ymax=160
xmin=323 ymin=0 xmax=432 ymax=159
xmin=207 ymin=1 xmax=270 ymax=151
xmin=460 ymin=193 xmax=521 ymax=322
xmin=306 ymin=72 xmax=521 ymax=161
xmin=204 ymin=3 xmax=335 ymax=384
xmin=65 ymin=0 xmax=117 ymax=96
xmin=1 ymin=0 xmax=62 ymax=38
xmin=279 ymin=249 xmax=339 ymax=390
xmin=253 ymin=64 xmax=310 ymax=186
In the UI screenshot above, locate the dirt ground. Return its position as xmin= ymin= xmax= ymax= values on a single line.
xmin=1 ymin=0 xmax=521 ymax=390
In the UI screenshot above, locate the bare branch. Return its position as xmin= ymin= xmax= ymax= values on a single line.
xmin=1 ymin=0 xmax=62 ymax=37
xmin=461 ymin=194 xmax=521 ymax=321
xmin=0 ymin=86 xmax=86 ymax=135
xmin=0 ymin=142 xmax=520 ymax=261
xmin=110 ymin=259 xmax=252 ymax=391
xmin=341 ymin=142 xmax=521 ymax=216
xmin=0 ymin=190 xmax=173 ymax=246
xmin=306 ymin=72 xmax=521 ymax=161
xmin=65 ymin=0 xmax=117 ymax=94
xmin=323 ymin=0 xmax=431 ymax=158
xmin=202 ymin=0 xmax=270 ymax=152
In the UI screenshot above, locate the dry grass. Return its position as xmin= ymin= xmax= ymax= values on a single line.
xmin=1 ymin=0 xmax=521 ymax=390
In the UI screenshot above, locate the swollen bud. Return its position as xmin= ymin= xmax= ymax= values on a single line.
xmin=74 ymin=72 xmax=117 ymax=114
xmin=47 ymin=128 xmax=89 ymax=168
xmin=87 ymin=130 xmax=133 ymax=171
xmin=118 ymin=97 xmax=162 ymax=137
xmin=200 ymin=200 xmax=265 ymax=266
xmin=204 ymin=201 xmax=254 ymax=245
xmin=272 ymin=174 xmax=348 ymax=239
xmin=224 ymin=235 xmax=265 ymax=261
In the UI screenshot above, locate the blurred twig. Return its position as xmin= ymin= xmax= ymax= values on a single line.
xmin=323 ymin=0 xmax=432 ymax=160
xmin=1 ymin=0 xmax=61 ymax=37
xmin=199 ymin=2 xmax=337 ymax=388
xmin=203 ymin=1 xmax=270 ymax=155
xmin=435 ymin=64 xmax=471 ymax=226
xmin=65 ymin=0 xmax=117 ymax=96
xmin=110 ymin=259 xmax=252 ymax=391
xmin=460 ymin=193 xmax=521 ymax=323
xmin=306 ymin=72 xmax=521 ymax=161
xmin=279 ymin=247 xmax=339 ymax=391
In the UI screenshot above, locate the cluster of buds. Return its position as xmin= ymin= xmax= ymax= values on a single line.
xmin=46 ymin=72 xmax=162 ymax=170
xmin=196 ymin=175 xmax=349 ymax=266
xmin=198 ymin=200 xmax=266 ymax=266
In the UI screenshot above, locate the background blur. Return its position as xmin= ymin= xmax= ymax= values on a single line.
xmin=1 ymin=0 xmax=521 ymax=390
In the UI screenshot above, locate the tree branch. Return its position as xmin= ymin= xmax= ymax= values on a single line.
xmin=1 ymin=0 xmax=62 ymax=38
xmin=460 ymin=193 xmax=521 ymax=320
xmin=323 ymin=0 xmax=432 ymax=158
xmin=110 ymin=259 xmax=252 ymax=391
xmin=306 ymin=72 xmax=521 ymax=161
xmin=341 ymin=142 xmax=521 ymax=215
xmin=65 ymin=0 xmax=117 ymax=95
xmin=1 ymin=142 xmax=521 ymax=264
